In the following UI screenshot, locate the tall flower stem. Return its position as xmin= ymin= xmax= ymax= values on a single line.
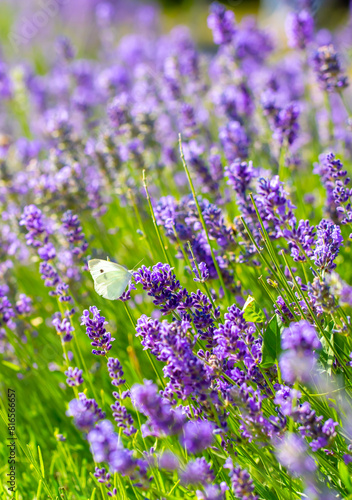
xmin=179 ymin=134 xmax=230 ymax=307
xmin=142 ymin=169 xmax=172 ymax=267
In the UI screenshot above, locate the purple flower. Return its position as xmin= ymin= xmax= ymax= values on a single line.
xmin=111 ymin=392 xmax=136 ymax=437
xmin=283 ymin=219 xmax=315 ymax=262
xmin=38 ymin=242 xmax=56 ymax=261
xmin=133 ymin=263 xmax=181 ymax=309
xmin=193 ymin=262 xmax=209 ymax=283
xmin=55 ymin=36 xmax=75 ymax=61
xmin=94 ymin=467 xmax=112 ymax=488
xmin=61 ymin=210 xmax=88 ymax=256
xmin=279 ymin=349 xmax=317 ymax=384
xmin=225 ymin=159 xmax=257 ymax=214
xmin=196 ymin=483 xmax=228 ymax=500
xmin=279 ymin=321 xmax=321 ymax=384
xmin=224 ymin=458 xmax=258 ymax=500
xmin=182 ymin=141 xmax=219 ymax=194
xmin=219 ymin=121 xmax=249 ymax=162
xmin=67 ymin=393 xmax=105 ymax=432
xmin=0 ymin=296 xmax=16 ymax=331
xmin=180 ymin=457 xmax=214 ymax=485
xmin=107 ymin=357 xmax=126 ymax=387
xmin=52 ymin=313 xmax=74 ymax=343
xmin=276 ymin=433 xmax=316 ymax=476
xmin=313 ymin=219 xmax=343 ymax=273
xmin=233 ymin=17 xmax=273 ymax=67
xmin=281 ymin=321 xmax=321 ymax=351
xmin=89 ymin=420 xmax=149 ymax=485
xmin=274 ymin=386 xmax=339 ymax=452
xmin=81 ymin=307 xmax=115 ymax=355
xmin=107 ymin=93 xmax=130 ymax=130
xmin=313 ymin=45 xmax=348 ymax=92
xmin=155 ymin=198 xmax=234 ymax=287
xmin=180 ymin=420 xmax=214 ymax=454
xmin=315 ymin=153 xmax=352 ymax=224
xmin=19 ymin=205 xmax=47 ymax=248
xmin=207 ymin=3 xmax=236 ymax=46
xmin=158 ymin=452 xmax=179 ymax=471
xmin=213 ymin=304 xmax=257 ymax=370
xmin=88 ymin=419 xmax=119 ymax=463
xmin=15 ymin=294 xmax=32 ymax=315
xmin=40 ymin=262 xmax=60 ymax=288
xmin=130 ymin=380 xmax=185 ymax=437
xmin=255 ymin=175 xmax=296 ymax=239
xmin=135 ymin=316 xmax=212 ymax=400
xmin=273 ymin=102 xmax=300 ymax=146
xmin=285 ymin=10 xmax=314 ymax=50
xmin=65 ymin=367 xmax=84 ymax=387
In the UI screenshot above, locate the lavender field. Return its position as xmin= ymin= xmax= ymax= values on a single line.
xmin=1 ymin=0 xmax=352 ymax=499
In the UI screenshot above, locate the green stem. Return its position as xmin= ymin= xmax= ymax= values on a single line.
xmin=179 ymin=134 xmax=230 ymax=306
xmin=142 ymin=169 xmax=171 ymax=266
xmin=123 ymin=302 xmax=165 ymax=389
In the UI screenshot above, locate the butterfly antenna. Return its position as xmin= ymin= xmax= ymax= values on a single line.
xmin=131 ymin=258 xmax=145 ymax=271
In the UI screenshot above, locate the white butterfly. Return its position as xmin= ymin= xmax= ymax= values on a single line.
xmin=88 ymin=259 xmax=132 ymax=300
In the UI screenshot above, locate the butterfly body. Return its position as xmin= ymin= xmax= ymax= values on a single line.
xmin=88 ymin=259 xmax=132 ymax=300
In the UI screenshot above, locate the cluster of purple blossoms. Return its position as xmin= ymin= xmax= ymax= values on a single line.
xmin=88 ymin=419 xmax=149 ymax=486
xmin=107 ymin=357 xmax=126 ymax=386
xmin=261 ymin=91 xmax=300 ymax=149
xmin=225 ymin=159 xmax=257 ymax=216
xmin=315 ymin=153 xmax=352 ymax=227
xmin=207 ymin=2 xmax=236 ymax=46
xmin=272 ymin=102 xmax=300 ymax=147
xmin=313 ymin=45 xmax=349 ymax=92
xmin=135 ymin=314 xmax=213 ymax=404
xmin=180 ymin=457 xmax=214 ymax=486
xmin=196 ymin=483 xmax=228 ymax=500
xmin=19 ymin=205 xmax=77 ymax=308
xmin=0 ymin=292 xmax=16 ymax=333
xmin=81 ymin=307 xmax=115 ymax=355
xmin=61 ymin=210 xmax=88 ymax=258
xmin=180 ymin=420 xmax=214 ymax=454
xmin=94 ymin=467 xmax=116 ymax=498
xmin=155 ymin=197 xmax=235 ymax=288
xmin=283 ymin=219 xmax=316 ymax=263
xmin=212 ymin=83 xmax=253 ymax=123
xmin=182 ymin=141 xmax=220 ymax=194
xmin=313 ymin=219 xmax=343 ymax=273
xmin=65 ymin=367 xmax=84 ymax=387
xmin=274 ymin=386 xmax=339 ymax=452
xmin=285 ymin=10 xmax=314 ymax=50
xmin=213 ymin=305 xmax=259 ymax=375
xmin=52 ymin=311 xmax=75 ymax=343
xmin=15 ymin=294 xmax=32 ymax=315
xmin=276 ymin=433 xmax=316 ymax=477
xmin=131 ymin=380 xmax=186 ymax=437
xmin=255 ymin=176 xmax=296 ymax=239
xmin=279 ymin=320 xmax=321 ymax=384
xmin=219 ymin=121 xmax=249 ymax=162
xmin=224 ymin=458 xmax=258 ymax=500
xmin=111 ymin=391 xmax=136 ymax=437
xmin=67 ymin=393 xmax=105 ymax=433
xmin=19 ymin=205 xmax=49 ymax=248
xmin=134 ymin=263 xmax=220 ymax=344
xmin=192 ymin=261 xmax=210 ymax=283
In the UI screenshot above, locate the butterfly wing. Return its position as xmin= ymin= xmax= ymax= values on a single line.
xmin=88 ymin=259 xmax=124 ymax=280
xmin=88 ymin=260 xmax=132 ymax=300
xmin=94 ymin=274 xmax=132 ymax=300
